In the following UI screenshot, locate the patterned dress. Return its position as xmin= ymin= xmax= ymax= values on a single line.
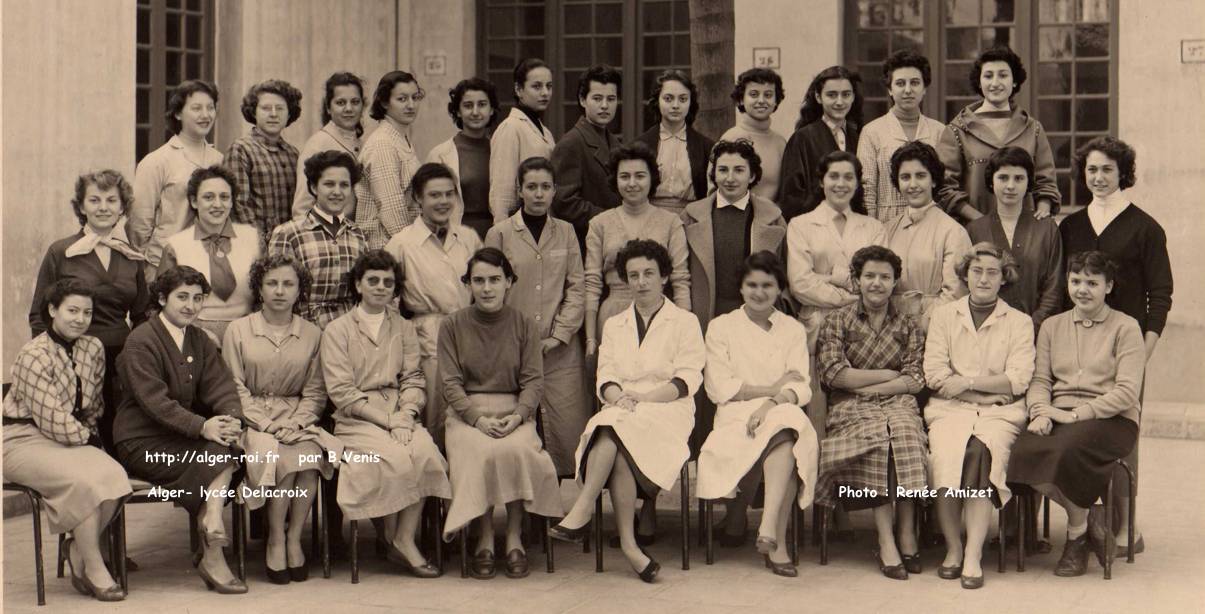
xmin=268 ymin=210 xmax=368 ymax=330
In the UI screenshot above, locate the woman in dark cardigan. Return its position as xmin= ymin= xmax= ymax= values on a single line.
xmin=113 ymin=265 xmax=247 ymax=594
xmin=30 ymin=169 xmax=150 ymax=452
xmin=778 ymin=66 xmax=863 ymax=221
xmin=635 ymin=69 xmax=715 ymax=215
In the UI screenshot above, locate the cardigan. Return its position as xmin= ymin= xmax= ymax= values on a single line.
xmin=967 ymin=207 xmax=1063 ymax=331
xmin=490 ymin=107 xmax=555 ymax=223
xmin=634 ymin=123 xmax=715 ymax=207
xmin=113 ymin=316 xmax=243 ymax=443
xmin=1058 ymin=204 xmax=1173 ymax=335
xmin=778 ymin=119 xmax=861 ymax=221
xmin=438 ymin=305 xmax=544 ymax=424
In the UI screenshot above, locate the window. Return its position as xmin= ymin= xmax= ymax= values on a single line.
xmin=136 ymin=0 xmax=215 ymax=163
xmin=844 ymin=0 xmax=1117 ymax=208
xmin=478 ymin=0 xmax=692 ymax=141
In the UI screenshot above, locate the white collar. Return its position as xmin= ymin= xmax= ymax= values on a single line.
xmin=158 ymin=313 xmax=187 ymax=351
xmin=1088 ymin=189 xmax=1129 ymax=213
xmin=659 ymin=123 xmax=688 ymax=140
xmin=821 ymin=115 xmax=846 ymax=134
xmin=816 ymin=200 xmax=851 ymax=221
xmin=311 ymin=206 xmax=342 ymax=225
xmin=716 ymin=192 xmax=750 ymax=211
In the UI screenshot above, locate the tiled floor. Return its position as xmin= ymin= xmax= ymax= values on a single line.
xmin=4 ymin=437 xmax=1204 ymax=613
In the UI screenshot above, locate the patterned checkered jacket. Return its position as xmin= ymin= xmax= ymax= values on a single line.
xmin=3 ymin=333 xmax=105 ymax=445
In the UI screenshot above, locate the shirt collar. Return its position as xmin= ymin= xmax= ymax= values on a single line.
xmin=855 ymin=298 xmax=898 ymax=320
xmin=821 ymin=115 xmax=846 ymax=135
xmin=903 ymin=202 xmax=936 ymax=227
xmin=1072 ymin=305 xmax=1112 ymax=324
xmin=1088 ymin=190 xmax=1129 ymax=214
xmin=158 ymin=313 xmax=187 ymax=351
xmin=250 ymin=126 xmax=283 ymax=151
xmin=310 ymin=206 xmax=341 ymax=225
xmin=716 ymin=192 xmax=750 ymax=211
xmin=193 ymin=218 xmax=237 ymax=241
xmin=659 ymin=124 xmax=688 ymax=141
xmin=248 ymin=311 xmax=302 ymax=340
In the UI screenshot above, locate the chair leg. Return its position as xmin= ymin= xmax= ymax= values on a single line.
xmin=788 ymin=503 xmax=799 ymax=566
xmin=680 ymin=464 xmax=690 ymax=571
xmin=189 ymin=513 xmax=199 ymax=554
xmin=30 ymin=494 xmax=46 ymax=606
xmin=1103 ymin=474 xmax=1115 ymax=580
xmin=116 ymin=506 xmax=129 ymax=593
xmin=819 ymin=505 xmax=829 ymax=565
xmin=233 ymin=501 xmax=246 ymax=581
xmin=545 ymin=516 xmax=554 ymax=573
xmin=460 ymin=528 xmax=469 ymax=578
xmin=997 ymin=505 xmax=1006 ymax=574
xmin=432 ymin=500 xmax=444 ymax=575
xmin=697 ymin=497 xmax=706 ymax=547
xmin=349 ymin=519 xmax=359 ymax=584
xmin=812 ymin=505 xmax=822 ymax=546
xmin=1042 ymin=496 xmax=1050 ymax=539
xmin=1017 ymin=495 xmax=1027 ymax=572
xmin=1121 ymin=460 xmax=1136 ymax=564
xmin=317 ymin=480 xmax=331 ymax=579
xmin=594 ymin=496 xmax=604 ymax=572
xmin=56 ymin=533 xmax=65 ymax=579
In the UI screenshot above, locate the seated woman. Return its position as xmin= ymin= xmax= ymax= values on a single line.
xmin=4 ymin=280 xmax=132 ymax=602
xmin=113 ymin=265 xmax=246 ymax=594
xmin=696 ymin=251 xmax=819 ymax=577
xmin=222 ymin=254 xmax=341 ymax=584
xmin=1008 ymin=251 xmax=1144 ymax=577
xmin=320 ymin=250 xmax=451 ymax=578
xmin=814 ymin=245 xmax=927 ymax=580
xmin=550 ymin=239 xmax=705 ymax=583
xmin=439 ymin=248 xmax=563 ymax=579
xmin=923 ymin=242 xmax=1035 ymax=589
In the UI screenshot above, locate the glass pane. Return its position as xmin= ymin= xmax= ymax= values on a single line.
xmin=563 ymin=73 xmax=578 ymax=102
xmin=1075 ymin=61 xmax=1109 ymax=94
xmin=946 ymin=98 xmax=973 ymax=120
xmin=489 ymin=8 xmax=514 ymax=36
xmin=564 ymin=4 xmax=590 ymax=35
xmin=983 ymin=0 xmax=1015 ymax=22
xmin=186 ymin=15 xmax=202 ymax=49
xmin=186 ymin=52 xmax=201 ymax=79
xmin=946 ymin=0 xmax=979 ymax=25
xmin=137 ymin=48 xmax=150 ymax=84
xmin=1075 ymin=98 xmax=1108 ymax=131
xmin=1048 ymin=134 xmax=1072 ymax=167
xmin=893 ymin=0 xmax=923 ymax=26
xmin=1078 ymin=0 xmax=1109 ymax=21
xmin=946 ymin=27 xmax=980 ymax=60
xmin=644 ymin=35 xmax=672 ymax=66
xmin=673 ymin=0 xmax=690 ymax=30
xmin=137 ymin=88 xmax=149 ymax=124
xmin=596 ymin=3 xmax=622 ymax=34
xmin=642 ymin=69 xmax=660 ymax=101
xmin=860 ymin=31 xmax=889 ymax=62
xmin=1039 ymin=26 xmax=1073 ymax=60
xmin=945 ymin=63 xmax=974 ymax=96
xmin=137 ymin=8 xmax=150 ymax=45
xmin=1038 ymin=99 xmax=1071 ymax=131
xmin=563 ymin=105 xmax=580 ymax=134
xmin=1039 ymin=0 xmax=1074 ymax=22
xmin=187 ymin=0 xmax=200 ymax=10
xmin=674 ymin=34 xmax=690 ymax=65
xmin=596 ymin=36 xmax=623 ymax=66
xmin=137 ymin=128 xmax=150 ymax=161
xmin=488 ymin=45 xmax=515 ymax=70
xmin=892 ymin=29 xmax=924 ymax=53
xmin=1057 ymin=172 xmax=1072 ymax=205
xmin=1076 ymin=24 xmax=1109 ymax=57
xmin=866 ymin=99 xmax=890 ymax=121
xmin=489 ymin=72 xmax=512 ymax=103
xmin=859 ymin=64 xmax=887 ymax=98
xmin=517 ymin=7 xmax=544 ymax=36
xmin=166 ymin=0 xmax=180 ymax=8
xmin=644 ymin=1 xmax=672 ymax=32
xmin=859 ymin=0 xmax=891 ymax=28
xmin=519 ymin=38 xmax=544 ymax=61
xmin=166 ymin=12 xmax=181 ymax=47
xmin=982 ymin=26 xmax=1013 ymax=48
xmin=1037 ymin=62 xmax=1071 ymax=93
xmin=564 ymin=38 xmax=590 ymax=68
xmin=166 ymin=51 xmax=182 ymax=85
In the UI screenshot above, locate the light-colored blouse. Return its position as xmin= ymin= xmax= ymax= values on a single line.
xmin=787 ymin=201 xmax=883 ymax=313
xmin=922 ymin=297 xmax=1035 ymax=398
xmin=584 ymin=205 xmax=691 ymax=317
xmin=704 ymin=308 xmax=811 ymax=406
xmin=222 ymin=312 xmax=326 ymax=432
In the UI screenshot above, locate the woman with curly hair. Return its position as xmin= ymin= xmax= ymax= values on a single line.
xmin=291 ymin=72 xmax=365 ymax=221
xmin=719 ymin=68 xmax=788 ymax=201
xmin=428 ymin=77 xmax=500 ymax=238
xmin=225 ymin=79 xmax=303 ymax=243
xmin=779 ymin=66 xmax=864 ymax=220
xmin=635 ymin=70 xmax=715 ymax=216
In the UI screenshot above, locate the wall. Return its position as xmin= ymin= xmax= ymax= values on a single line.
xmin=1 ymin=0 xmax=137 ymax=370
xmin=1117 ymin=1 xmax=1205 ymax=403
xmin=403 ymin=0 xmax=475 ymax=156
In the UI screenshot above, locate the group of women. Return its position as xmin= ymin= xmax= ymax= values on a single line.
xmin=3 ymin=42 xmax=1171 ymax=601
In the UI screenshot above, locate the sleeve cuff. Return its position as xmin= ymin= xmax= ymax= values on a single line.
xmin=600 ymin=382 xmax=622 ymax=400
xmin=670 ymin=378 xmax=688 ymax=400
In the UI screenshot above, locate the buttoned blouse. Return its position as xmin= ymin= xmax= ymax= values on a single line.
xmin=225 ymin=127 xmax=300 ymax=243
xmin=654 ymin=125 xmax=694 ymax=202
xmin=320 ymin=307 xmax=426 ymax=429
xmin=269 ymin=211 xmax=368 ymax=329
xmin=876 ymin=203 xmax=971 ymax=306
xmin=857 ymin=112 xmax=946 ymax=223
xmin=596 ymin=300 xmax=705 ymax=399
xmin=584 ymin=205 xmax=691 ymax=316
xmin=130 ymin=135 xmax=224 ymax=268
xmin=222 ymin=312 xmax=326 ymax=432
xmin=787 ymin=201 xmax=883 ymax=309
xmin=484 ymin=212 xmax=585 ymax=343
xmin=384 ymin=221 xmax=482 ymax=316
xmin=356 ymin=118 xmax=421 ymax=249
xmin=922 ymin=297 xmax=1035 ymax=397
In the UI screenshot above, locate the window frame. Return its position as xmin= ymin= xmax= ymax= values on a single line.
xmin=136 ymin=0 xmax=216 ymax=163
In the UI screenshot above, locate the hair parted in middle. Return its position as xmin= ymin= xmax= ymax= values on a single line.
xmin=796 ymin=65 xmax=864 ymax=130
xmin=816 ymin=150 xmax=868 ymax=215
xmin=646 ymin=69 xmax=701 ymax=126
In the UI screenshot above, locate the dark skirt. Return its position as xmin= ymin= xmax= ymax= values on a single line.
xmin=1007 ymin=416 xmax=1138 ymax=509
xmin=961 ymin=437 xmax=1001 ymax=508
xmin=580 ymin=426 xmax=659 ymax=500
xmin=115 ymin=435 xmax=242 ymax=515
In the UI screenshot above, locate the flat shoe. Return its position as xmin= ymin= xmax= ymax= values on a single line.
xmin=633 ymin=551 xmax=660 ymax=583
xmin=901 ymin=553 xmax=922 ymax=575
xmin=548 ymin=523 xmax=589 ymax=544
xmin=874 ymin=550 xmax=908 ymax=580
xmin=1116 ymin=535 xmax=1145 ymax=557
xmin=960 ymin=574 xmax=984 ymax=589
xmin=504 ymin=548 xmax=530 ymax=579
xmin=288 ymin=565 xmax=309 ymax=582
xmin=470 ymin=549 xmax=496 ymax=579
xmin=764 ymin=555 xmax=798 ymax=577
xmin=937 ymin=564 xmax=963 ymax=580
xmin=385 ymin=544 xmax=440 ymax=578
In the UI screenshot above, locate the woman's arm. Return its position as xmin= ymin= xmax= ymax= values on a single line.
xmin=1079 ymin=320 xmax=1145 ymax=420
xmin=667 ymin=217 xmax=691 ymax=311
xmin=583 ymin=219 xmax=605 ymax=348
xmin=290 ymin=344 xmax=328 ymax=430
xmin=1030 ymin=125 xmax=1061 ymax=216
xmin=371 ymin=149 xmax=412 ymax=237
xmin=488 ymin=122 xmax=521 ymax=223
xmin=393 ymin=319 xmax=427 ymax=428
xmin=857 ymin=132 xmax=880 ymax=212
xmin=197 ymin=332 xmax=244 ymax=421
xmin=319 ymin=321 xmax=392 ymax=428
xmin=1032 ymin=225 xmax=1064 ymax=329
xmin=787 ymin=221 xmax=857 ymax=309
xmin=550 ymin=234 xmax=586 ymax=344
xmin=128 ymin=156 xmax=163 ymax=250
xmin=118 ymin=344 xmax=207 ymax=438
xmin=437 ymin=318 xmax=478 ymax=424
xmin=224 ymin=141 xmax=258 ymax=227
xmin=12 ymin=348 xmax=94 ymax=446
xmin=1025 ymin=319 xmax=1057 ymax=418
xmin=514 ymin=317 xmax=545 ymax=421
xmin=939 ymin=225 xmax=972 ymax=303
xmin=935 ymin=126 xmax=979 ymax=222
xmin=221 ymin=323 xmax=270 ymax=431
xmin=28 ymin=249 xmax=59 ymax=338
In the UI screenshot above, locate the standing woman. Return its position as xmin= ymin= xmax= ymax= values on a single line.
xmin=967 ymin=147 xmax=1063 ymax=331
xmin=875 ymin=141 xmax=971 ymax=330
xmin=550 ymin=240 xmax=706 ymax=583
xmin=30 ymin=170 xmax=149 ymax=451
xmin=779 ymin=66 xmax=863 ymax=220
xmin=158 ymin=165 xmax=261 ymax=341
xmin=937 ymin=46 xmax=1060 ymax=223
xmin=429 ymin=77 xmax=500 ymax=239
xmin=6 ymin=280 xmax=132 ymax=601
xmin=356 ymin=70 xmax=425 ymax=249
xmin=696 ymin=252 xmax=818 ymax=577
xmin=439 ymin=248 xmax=563 ymax=579
xmin=485 ymin=157 xmax=589 ymax=477
xmin=584 ymin=143 xmax=690 ymax=359
xmin=225 ymin=79 xmax=303 ymax=244
xmin=320 ymin=250 xmax=450 ymax=578
xmin=291 ymin=72 xmax=365 ymax=221
xmin=719 ymin=68 xmax=787 ymax=202
xmin=1009 ymin=251 xmax=1144 ymax=576
xmin=635 ymin=69 xmax=715 ymax=216
xmin=923 ymin=243 xmax=1035 ymax=589
xmin=130 ymin=79 xmax=222 ymax=275
xmin=490 ymin=59 xmax=556 ymax=224
xmin=114 ymin=265 xmax=247 ymax=594
xmin=223 ymin=255 xmax=340 ymax=584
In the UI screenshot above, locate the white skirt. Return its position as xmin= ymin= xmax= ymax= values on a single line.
xmin=573 ymin=397 xmax=694 ymax=492
xmin=696 ymin=400 xmax=819 ymax=509
xmin=924 ymin=398 xmax=1027 ymax=506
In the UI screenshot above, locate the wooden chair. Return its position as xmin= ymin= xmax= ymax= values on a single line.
xmin=580 ymin=462 xmax=692 ymax=572
xmin=702 ymin=479 xmax=803 ymax=565
xmin=348 ymin=498 xmax=444 ymax=583
xmin=1 ymin=482 xmax=96 ymax=606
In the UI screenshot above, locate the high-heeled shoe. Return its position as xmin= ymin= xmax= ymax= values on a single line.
xmin=65 ymin=537 xmax=125 ymax=601
xmin=265 ymin=563 xmax=291 ymax=585
xmin=64 ymin=537 xmax=90 ymax=596
xmin=288 ymin=564 xmax=309 ymax=582
xmin=960 ymin=573 xmax=984 ymax=589
xmin=385 ymin=543 xmax=441 ymax=578
xmin=874 ymin=550 xmax=909 ymax=580
xmin=764 ymin=554 xmax=798 ymax=577
xmin=755 ymin=535 xmax=778 ymax=555
xmin=197 ymin=562 xmax=249 ymax=594
xmin=548 ymin=522 xmax=590 ymax=544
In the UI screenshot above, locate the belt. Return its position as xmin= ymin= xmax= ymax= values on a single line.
xmin=2 ymin=416 xmax=35 ymax=427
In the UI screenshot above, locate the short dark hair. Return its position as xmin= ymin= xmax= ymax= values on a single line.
xmin=955 ymin=242 xmax=1021 ymax=287
xmin=1067 ymin=250 xmax=1120 ymax=284
xmin=615 ymin=239 xmax=673 ymax=282
xmin=851 ymin=245 xmax=902 ymax=281
xmin=446 ymin=77 xmax=500 ymax=130
xmin=513 ymin=58 xmax=551 ymax=91
xmin=797 ymin=65 xmax=864 ymax=130
xmin=151 ymin=265 xmax=212 ymax=307
xmin=304 ymin=150 xmax=362 ymax=196
xmin=165 ymin=80 xmax=219 ymax=135
xmin=248 ymin=254 xmax=313 ymax=313
xmin=882 ymin=50 xmax=932 ymax=88
xmin=320 ymin=72 xmax=366 ymax=136
xmin=409 ymin=163 xmax=457 ymax=202
xmin=187 ymin=165 xmax=239 ymax=206
xmin=739 ymin=251 xmax=787 ymax=292
xmin=708 ymin=139 xmax=763 ymax=189
xmin=889 ymin=141 xmax=945 ymax=191
xmin=516 ymin=156 xmax=556 ymax=187
xmin=42 ymin=278 xmax=95 ymax=324
xmin=1073 ymin=136 xmax=1137 ymax=191
xmin=816 ymin=150 xmax=868 ymax=215
xmin=984 ymin=146 xmax=1035 ymax=195
xmin=608 ymin=142 xmax=661 ymax=198
xmin=970 ymin=46 xmax=1027 ymax=99
xmin=731 ymin=68 xmax=785 ymax=113
xmin=71 ymin=169 xmax=134 ymax=226
xmin=240 ymin=79 xmax=303 ymax=126
xmin=577 ymin=64 xmax=623 ymax=105
xmin=462 ymin=247 xmax=518 ymax=285
xmin=348 ymin=250 xmax=403 ymax=303
xmin=646 ymin=69 xmax=700 ymax=126
xmin=369 ymin=71 xmax=421 ymax=121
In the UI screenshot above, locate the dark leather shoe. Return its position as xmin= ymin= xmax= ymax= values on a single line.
xmin=1116 ymin=535 xmax=1145 ymax=557
xmin=197 ymin=563 xmax=249 ymax=594
xmin=937 ymin=564 xmax=963 ymax=580
xmin=960 ymin=574 xmax=984 ymax=589
xmin=504 ymin=548 xmax=530 ymax=578
xmin=634 ymin=550 xmax=660 ymax=583
xmin=764 ymin=555 xmax=798 ymax=577
xmin=1054 ymin=535 xmax=1090 ymax=577
xmin=288 ymin=564 xmax=309 ymax=582
xmin=385 ymin=544 xmax=440 ymax=578
xmin=470 ymin=549 xmax=496 ymax=579
xmin=711 ymin=522 xmax=748 ymax=548
xmin=549 ymin=523 xmax=589 ymax=544
xmin=901 ymin=553 xmax=922 ymax=575
xmin=875 ymin=550 xmax=908 ymax=580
